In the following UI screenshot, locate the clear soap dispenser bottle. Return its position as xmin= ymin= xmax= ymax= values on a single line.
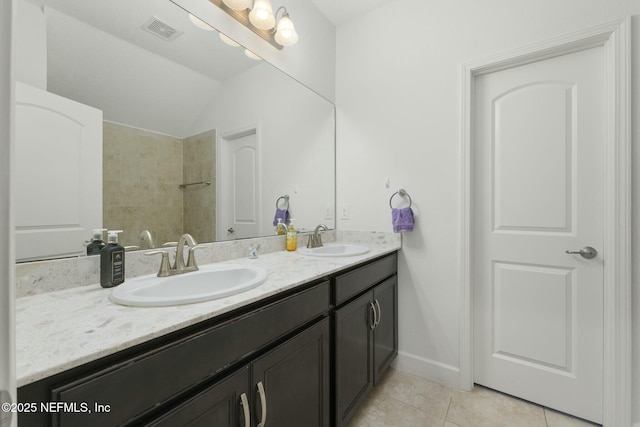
xmin=100 ymin=230 xmax=125 ymax=288
xmin=286 ymin=219 xmax=297 ymax=251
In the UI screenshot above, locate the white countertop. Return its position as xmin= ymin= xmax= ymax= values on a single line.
xmin=16 ymin=241 xmax=399 ymax=387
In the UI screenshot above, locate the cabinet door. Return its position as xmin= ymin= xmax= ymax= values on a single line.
xmin=251 ymin=318 xmax=330 ymax=427
xmin=334 ymin=292 xmax=374 ymax=427
xmin=373 ymin=275 xmax=398 ymax=384
xmin=145 ymin=366 xmax=251 ymax=427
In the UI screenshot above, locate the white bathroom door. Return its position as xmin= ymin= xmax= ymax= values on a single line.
xmin=473 ymin=46 xmax=604 ymax=423
xmin=219 ymin=130 xmax=259 ymax=240
xmin=14 ymin=82 xmax=102 ymax=261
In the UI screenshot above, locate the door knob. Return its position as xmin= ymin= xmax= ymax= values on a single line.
xmin=565 ymin=246 xmax=597 ymax=259
xmin=227 ymin=227 xmax=235 ymax=234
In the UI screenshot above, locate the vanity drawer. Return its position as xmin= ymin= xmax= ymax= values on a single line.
xmin=50 ymin=280 xmax=330 ymax=427
xmin=333 ymin=253 xmax=397 ymax=305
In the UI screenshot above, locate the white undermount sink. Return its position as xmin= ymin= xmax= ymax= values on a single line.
xmin=297 ymin=243 xmax=370 ymax=257
xmin=109 ymin=263 xmax=268 ymax=307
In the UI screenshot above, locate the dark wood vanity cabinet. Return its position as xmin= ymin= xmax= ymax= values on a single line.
xmin=146 ymin=318 xmax=330 ymax=427
xmin=333 ymin=254 xmax=398 ymax=427
xmin=145 ymin=366 xmax=251 ymax=427
xmin=19 ymin=280 xmax=330 ymax=427
xmin=18 ymin=251 xmax=398 ymax=427
xmin=250 ymin=318 xmax=330 ymax=427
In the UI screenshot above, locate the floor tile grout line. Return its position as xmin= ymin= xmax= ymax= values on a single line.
xmin=443 ymin=394 xmax=453 ymax=426
xmin=543 ymin=407 xmax=550 ymax=427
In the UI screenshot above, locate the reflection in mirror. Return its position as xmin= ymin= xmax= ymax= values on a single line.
xmin=19 ymin=0 xmax=335 ymax=258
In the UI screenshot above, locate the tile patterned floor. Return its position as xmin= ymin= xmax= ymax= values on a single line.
xmin=348 ymin=368 xmax=600 ymax=427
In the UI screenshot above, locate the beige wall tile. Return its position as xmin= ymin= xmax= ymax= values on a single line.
xmin=183 ymin=129 xmax=216 ymax=243
xmin=103 ymin=122 xmax=183 ymax=247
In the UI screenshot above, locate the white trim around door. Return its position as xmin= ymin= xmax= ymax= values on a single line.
xmin=459 ymin=18 xmax=631 ymax=427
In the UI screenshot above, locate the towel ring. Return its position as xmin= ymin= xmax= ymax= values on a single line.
xmin=389 ymin=189 xmax=412 ymax=209
xmin=276 ymin=195 xmax=290 ymax=210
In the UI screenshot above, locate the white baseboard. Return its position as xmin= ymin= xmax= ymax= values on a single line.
xmin=392 ymin=351 xmax=460 ymax=389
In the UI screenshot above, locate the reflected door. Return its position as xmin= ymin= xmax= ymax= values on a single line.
xmin=219 ymin=129 xmax=259 ymax=240
xmin=14 ymin=82 xmax=102 ymax=261
xmin=473 ymin=46 xmax=604 ymax=423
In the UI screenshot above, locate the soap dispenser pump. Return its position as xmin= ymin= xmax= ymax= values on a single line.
xmin=87 ymin=228 xmax=107 ymax=256
xmin=100 ymin=230 xmax=125 ymax=288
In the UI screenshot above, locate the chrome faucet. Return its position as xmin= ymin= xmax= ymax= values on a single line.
xmin=145 ymin=233 xmax=203 ymax=277
xmin=307 ymin=224 xmax=328 ymax=248
xmin=175 ymin=233 xmax=201 ymax=273
xmin=275 ymin=222 xmax=288 ymax=235
xmin=139 ymin=230 xmax=155 ymax=249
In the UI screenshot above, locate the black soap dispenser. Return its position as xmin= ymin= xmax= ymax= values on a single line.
xmin=87 ymin=228 xmax=107 ymax=256
xmin=100 ymin=230 xmax=125 ymax=288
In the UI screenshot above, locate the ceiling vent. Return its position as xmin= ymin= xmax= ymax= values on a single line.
xmin=141 ymin=17 xmax=183 ymax=41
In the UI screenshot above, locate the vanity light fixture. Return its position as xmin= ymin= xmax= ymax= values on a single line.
xmin=188 ymin=12 xmax=243 ymax=47
xmin=219 ymin=33 xmax=241 ymax=47
xmin=188 ymin=13 xmax=215 ymax=31
xmin=221 ymin=0 xmax=252 ymax=10
xmin=244 ymin=49 xmax=262 ymax=60
xmin=209 ymin=0 xmax=299 ymax=49
xmin=273 ymin=8 xmax=298 ymax=46
xmin=248 ymin=0 xmax=275 ymax=30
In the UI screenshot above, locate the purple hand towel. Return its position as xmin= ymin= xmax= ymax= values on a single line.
xmin=392 ymin=207 xmax=414 ymax=233
xmin=272 ymin=208 xmax=291 ymax=226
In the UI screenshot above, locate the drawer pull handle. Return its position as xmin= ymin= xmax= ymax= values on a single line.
xmin=374 ymin=299 xmax=382 ymax=328
xmin=240 ymin=392 xmax=250 ymax=427
xmin=257 ymin=381 xmax=267 ymax=427
xmin=369 ymin=302 xmax=377 ymax=330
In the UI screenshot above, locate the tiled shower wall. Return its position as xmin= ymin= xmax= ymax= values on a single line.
xmin=183 ymin=129 xmax=216 ymax=243
xmin=102 ymin=122 xmax=216 ymax=248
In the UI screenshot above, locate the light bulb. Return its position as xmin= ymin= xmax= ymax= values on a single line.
xmin=274 ymin=13 xmax=298 ymax=46
xmin=219 ymin=33 xmax=240 ymax=47
xmin=249 ymin=0 xmax=275 ymax=30
xmin=221 ymin=0 xmax=252 ymax=10
xmin=188 ymin=14 xmax=214 ymax=31
xmin=244 ymin=49 xmax=262 ymax=60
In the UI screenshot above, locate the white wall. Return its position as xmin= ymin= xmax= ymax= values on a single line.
xmin=45 ymin=7 xmax=222 ymax=139
xmin=170 ymin=0 xmax=336 ymax=102
xmin=190 ymin=61 xmax=335 ymax=235
xmin=14 ymin=0 xmax=44 ymax=89
xmin=0 ymin=0 xmax=16 ymax=425
xmin=335 ymin=0 xmax=638 ymax=423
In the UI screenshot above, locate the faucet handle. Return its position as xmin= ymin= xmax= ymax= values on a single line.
xmin=306 ymin=235 xmax=316 ymax=248
xmin=186 ymin=245 xmax=206 ymax=270
xmin=145 ymin=250 xmax=171 ymax=277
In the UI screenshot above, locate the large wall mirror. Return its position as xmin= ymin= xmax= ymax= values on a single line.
xmin=20 ymin=0 xmax=334 ymax=258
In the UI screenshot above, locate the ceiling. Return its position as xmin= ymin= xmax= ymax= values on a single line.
xmin=34 ymin=0 xmax=257 ymax=82
xmin=27 ymin=0 xmax=263 ymax=136
xmin=310 ymin=0 xmax=397 ymax=26
xmin=22 ymin=0 xmax=396 ymax=136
